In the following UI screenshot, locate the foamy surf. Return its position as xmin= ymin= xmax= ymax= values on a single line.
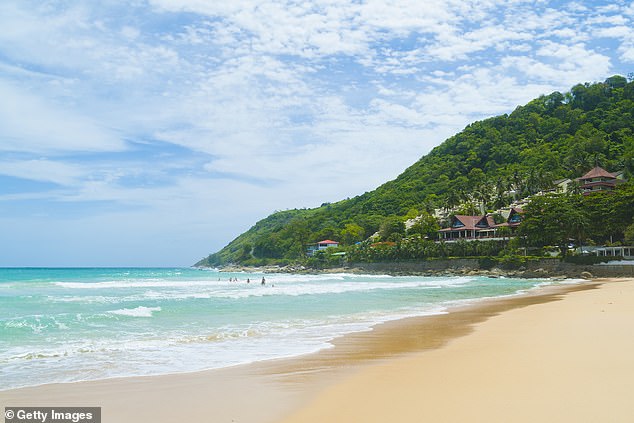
xmin=108 ymin=306 xmax=162 ymax=317
xmin=0 ymin=267 xmax=557 ymax=391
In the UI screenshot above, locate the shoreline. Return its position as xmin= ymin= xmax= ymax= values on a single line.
xmin=0 ymin=279 xmax=603 ymax=422
xmin=0 ymin=276 xmax=574 ymax=393
xmin=283 ymin=277 xmax=634 ymax=422
xmin=212 ymin=257 xmax=634 ymax=279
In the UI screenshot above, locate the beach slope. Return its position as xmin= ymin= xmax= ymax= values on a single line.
xmin=282 ymin=279 xmax=634 ymax=423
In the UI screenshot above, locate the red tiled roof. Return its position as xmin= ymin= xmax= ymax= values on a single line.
xmin=579 ymin=166 xmax=616 ymax=181
xmin=438 ymin=215 xmax=490 ymax=231
xmin=455 ymin=215 xmax=484 ymax=230
xmin=318 ymin=240 xmax=338 ymax=244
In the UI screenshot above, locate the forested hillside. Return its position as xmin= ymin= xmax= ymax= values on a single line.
xmin=196 ymin=75 xmax=634 ymax=267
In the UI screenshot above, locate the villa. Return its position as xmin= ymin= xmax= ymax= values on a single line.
xmin=438 ymin=208 xmax=523 ymax=242
xmin=551 ymin=178 xmax=573 ymax=193
xmin=306 ymin=239 xmax=339 ymax=256
xmin=577 ymin=166 xmax=625 ymax=195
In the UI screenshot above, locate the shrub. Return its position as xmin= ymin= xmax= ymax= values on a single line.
xmin=563 ymin=255 xmax=622 ymax=265
xmin=478 ymin=257 xmax=496 ymax=270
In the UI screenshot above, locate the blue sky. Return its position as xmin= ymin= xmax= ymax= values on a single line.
xmin=1 ymin=0 xmax=633 ymax=266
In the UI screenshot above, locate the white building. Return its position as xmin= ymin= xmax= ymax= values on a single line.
xmin=306 ymin=240 xmax=339 ymax=256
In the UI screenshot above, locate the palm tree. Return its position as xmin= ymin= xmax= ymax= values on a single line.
xmin=444 ymin=189 xmax=461 ymax=213
xmin=494 ymin=177 xmax=511 ymax=208
xmin=568 ymin=179 xmax=582 ymax=195
xmin=472 ymin=188 xmax=491 ymax=214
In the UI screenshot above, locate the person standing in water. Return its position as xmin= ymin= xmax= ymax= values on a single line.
xmin=261 ymin=277 xmax=265 ymax=285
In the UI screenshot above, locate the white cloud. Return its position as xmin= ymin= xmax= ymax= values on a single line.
xmin=619 ymin=42 xmax=634 ymax=63
xmin=594 ymin=25 xmax=632 ymax=38
xmin=587 ymin=13 xmax=628 ymax=25
xmin=0 ymin=160 xmax=84 ymax=186
xmin=499 ymin=42 xmax=612 ymax=85
xmin=0 ymin=79 xmax=125 ymax=153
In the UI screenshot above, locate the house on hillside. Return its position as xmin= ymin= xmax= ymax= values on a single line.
xmin=551 ymin=178 xmax=573 ymax=193
xmin=437 ymin=208 xmax=523 ymax=241
xmin=495 ymin=207 xmax=523 ymax=232
xmin=438 ymin=215 xmax=496 ymax=241
xmin=577 ymin=166 xmax=625 ymax=195
xmin=306 ymin=239 xmax=339 ymax=256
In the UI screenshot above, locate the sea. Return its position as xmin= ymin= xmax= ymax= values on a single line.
xmin=0 ymin=267 xmax=564 ymax=390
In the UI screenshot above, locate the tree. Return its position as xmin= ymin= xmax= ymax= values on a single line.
xmin=493 ymin=177 xmax=510 ymax=208
xmin=341 ymin=223 xmax=365 ymax=245
xmin=625 ymin=221 xmax=634 ymax=245
xmin=283 ymin=218 xmax=311 ymax=258
xmin=238 ymin=244 xmax=253 ymax=261
xmin=519 ymin=194 xmax=589 ymax=256
xmin=314 ymin=226 xmax=339 ymax=242
xmin=444 ymin=189 xmax=461 ymax=212
xmin=584 ymin=183 xmax=634 ymax=243
xmin=379 ymin=217 xmax=405 ymax=241
xmin=252 ymin=233 xmax=284 ymax=258
xmin=605 ymin=75 xmax=627 ymax=89
xmin=496 ymin=225 xmax=512 ymax=243
xmin=472 ymin=188 xmax=491 ymax=214
xmin=406 ymin=212 xmax=440 ymax=239
xmin=455 ymin=202 xmax=480 ymax=216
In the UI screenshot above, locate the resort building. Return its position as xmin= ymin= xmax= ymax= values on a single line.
xmin=437 ymin=208 xmax=523 ymax=242
xmin=438 ymin=215 xmax=496 ymax=241
xmin=306 ymin=239 xmax=339 ymax=256
xmin=579 ymin=246 xmax=634 ymax=260
xmin=551 ymin=178 xmax=573 ymax=193
xmin=577 ymin=166 xmax=624 ymax=195
xmin=495 ymin=207 xmax=523 ymax=231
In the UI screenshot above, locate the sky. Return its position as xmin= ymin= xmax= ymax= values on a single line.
xmin=0 ymin=1 xmax=633 ymax=267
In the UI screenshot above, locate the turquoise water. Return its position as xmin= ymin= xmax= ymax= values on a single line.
xmin=0 ymin=268 xmax=556 ymax=390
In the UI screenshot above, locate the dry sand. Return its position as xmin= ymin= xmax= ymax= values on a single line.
xmin=283 ymin=278 xmax=634 ymax=423
xmin=2 ymin=279 xmax=633 ymax=423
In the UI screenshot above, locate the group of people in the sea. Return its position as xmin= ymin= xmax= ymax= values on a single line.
xmin=224 ymin=276 xmax=270 ymax=286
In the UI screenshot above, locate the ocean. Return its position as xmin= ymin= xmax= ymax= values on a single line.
xmin=0 ymin=267 xmax=560 ymax=390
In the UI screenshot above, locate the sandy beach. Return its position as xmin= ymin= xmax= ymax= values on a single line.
xmin=2 ymin=278 xmax=634 ymax=422
xmin=283 ymin=278 xmax=634 ymax=423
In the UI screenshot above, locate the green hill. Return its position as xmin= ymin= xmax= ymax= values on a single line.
xmin=196 ymin=75 xmax=634 ymax=267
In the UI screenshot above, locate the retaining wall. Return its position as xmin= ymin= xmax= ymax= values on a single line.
xmin=347 ymin=259 xmax=634 ymax=278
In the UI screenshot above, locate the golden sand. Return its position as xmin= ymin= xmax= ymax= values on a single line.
xmin=282 ymin=279 xmax=634 ymax=423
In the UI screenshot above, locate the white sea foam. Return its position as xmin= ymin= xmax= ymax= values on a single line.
xmin=556 ymin=278 xmax=587 ymax=284
xmin=51 ymin=273 xmax=418 ymax=290
xmin=49 ymin=295 xmax=121 ymax=304
xmin=135 ymin=279 xmax=468 ymax=301
xmin=107 ymin=306 xmax=161 ymax=317
xmin=1 ymin=269 xmax=549 ymax=391
xmin=54 ymin=280 xmax=217 ymax=289
xmin=50 ymin=276 xmax=473 ymax=303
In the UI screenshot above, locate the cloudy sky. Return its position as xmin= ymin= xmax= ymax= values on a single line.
xmin=1 ymin=0 xmax=632 ymax=266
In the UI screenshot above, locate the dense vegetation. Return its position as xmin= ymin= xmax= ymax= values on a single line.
xmin=336 ymin=182 xmax=634 ymax=266
xmin=196 ymin=75 xmax=634 ymax=267
xmin=520 ymin=185 xmax=634 ymax=252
